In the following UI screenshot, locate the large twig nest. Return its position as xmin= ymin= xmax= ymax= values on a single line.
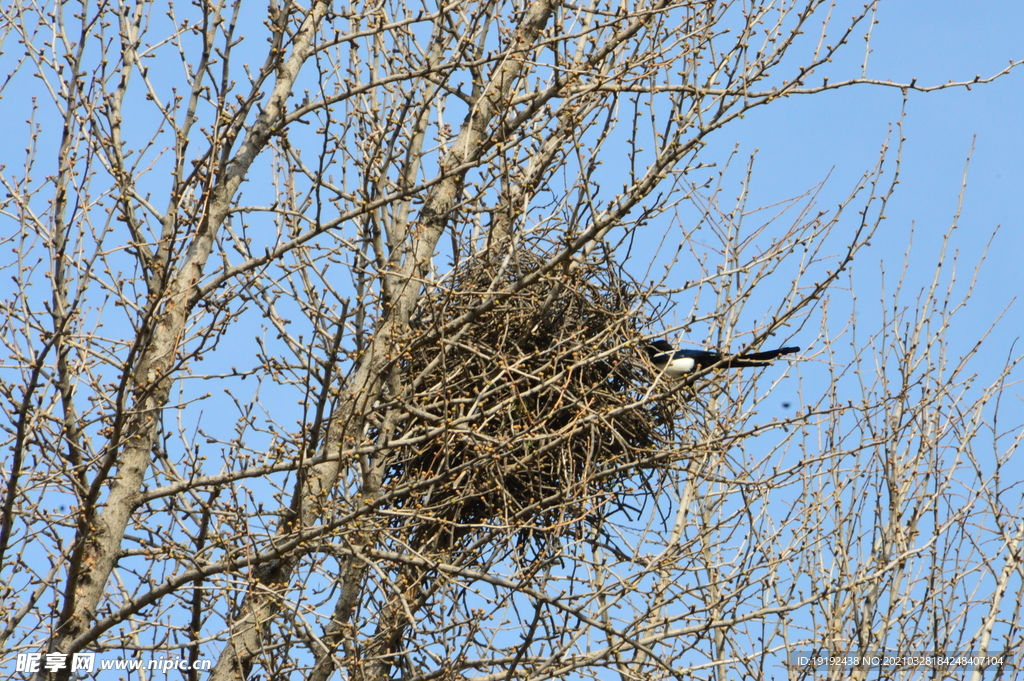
xmin=376 ymin=251 xmax=687 ymax=555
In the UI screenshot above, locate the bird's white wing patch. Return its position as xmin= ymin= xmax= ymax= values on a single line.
xmin=664 ymin=356 xmax=696 ymax=376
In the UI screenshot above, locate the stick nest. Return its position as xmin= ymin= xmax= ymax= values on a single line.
xmin=379 ymin=252 xmax=687 ymax=553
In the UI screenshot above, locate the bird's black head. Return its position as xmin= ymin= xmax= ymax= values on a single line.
xmin=644 ymin=339 xmax=675 ymax=357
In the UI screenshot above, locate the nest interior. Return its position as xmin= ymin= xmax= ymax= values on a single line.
xmin=377 ymin=252 xmax=686 ymax=553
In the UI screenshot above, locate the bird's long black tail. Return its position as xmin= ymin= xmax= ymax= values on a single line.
xmin=722 ymin=346 xmax=800 ymax=367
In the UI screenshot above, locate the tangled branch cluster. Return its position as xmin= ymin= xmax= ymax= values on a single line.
xmin=376 ymin=252 xmax=690 ymax=556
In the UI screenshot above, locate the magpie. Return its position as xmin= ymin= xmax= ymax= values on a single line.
xmin=644 ymin=339 xmax=800 ymax=377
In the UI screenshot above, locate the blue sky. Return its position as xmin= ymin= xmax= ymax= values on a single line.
xmin=716 ymin=1 xmax=1023 ymax=366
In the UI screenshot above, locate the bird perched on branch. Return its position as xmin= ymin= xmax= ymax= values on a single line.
xmin=644 ymin=339 xmax=800 ymax=377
